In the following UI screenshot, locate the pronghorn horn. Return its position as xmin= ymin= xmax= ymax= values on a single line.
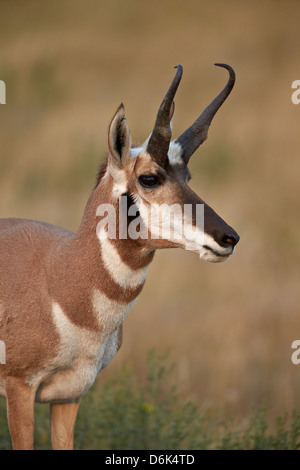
xmin=175 ymin=63 xmax=235 ymax=163
xmin=147 ymin=64 xmax=183 ymax=166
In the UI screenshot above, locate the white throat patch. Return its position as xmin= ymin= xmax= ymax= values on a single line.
xmin=99 ymin=232 xmax=149 ymax=288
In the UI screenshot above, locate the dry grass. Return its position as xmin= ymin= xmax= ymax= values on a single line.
xmin=1 ymin=0 xmax=300 ymax=427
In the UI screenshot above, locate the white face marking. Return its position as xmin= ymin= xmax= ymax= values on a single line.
xmin=168 ymin=141 xmax=183 ymax=165
xmin=130 ymin=145 xmax=145 ymax=158
xmin=106 ymin=140 xmax=232 ymax=263
xmin=99 ymin=232 xmax=149 ymax=288
xmin=107 ymin=161 xmax=128 ymax=198
xmin=199 ymin=233 xmax=233 ymax=263
xmin=135 ymin=196 xmax=204 ymax=245
xmin=135 ymin=197 xmax=233 ymax=262
xmin=111 ymin=171 xmax=128 ymax=197
xmin=108 ymin=151 xmax=138 ymax=198
xmin=131 ymin=139 xmax=183 ymax=165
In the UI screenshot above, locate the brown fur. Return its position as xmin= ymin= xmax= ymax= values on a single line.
xmin=0 ymin=68 xmax=239 ymax=449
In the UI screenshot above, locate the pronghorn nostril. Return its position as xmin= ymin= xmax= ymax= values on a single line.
xmin=222 ymin=233 xmax=240 ymax=247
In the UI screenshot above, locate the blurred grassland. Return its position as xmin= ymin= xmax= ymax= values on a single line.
xmin=0 ymin=0 xmax=300 ymax=431
xmin=2 ymin=351 xmax=300 ymax=449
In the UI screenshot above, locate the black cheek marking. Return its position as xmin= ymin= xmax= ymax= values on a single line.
xmin=121 ymin=193 xmax=140 ymax=219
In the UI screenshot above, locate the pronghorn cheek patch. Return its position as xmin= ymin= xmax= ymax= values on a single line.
xmin=108 ymin=153 xmax=138 ymax=198
xmin=133 ymin=195 xmax=205 ymax=249
xmin=108 ymin=165 xmax=128 ymax=198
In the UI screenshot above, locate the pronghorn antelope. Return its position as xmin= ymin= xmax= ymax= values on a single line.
xmin=0 ymin=63 xmax=239 ymax=450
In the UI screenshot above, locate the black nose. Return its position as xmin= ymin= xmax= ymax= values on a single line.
xmin=221 ymin=232 xmax=240 ymax=248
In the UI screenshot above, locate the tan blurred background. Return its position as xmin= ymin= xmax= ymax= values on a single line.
xmin=1 ymin=0 xmax=300 ymax=425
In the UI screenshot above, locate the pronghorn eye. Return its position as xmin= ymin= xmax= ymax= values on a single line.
xmin=138 ymin=174 xmax=160 ymax=188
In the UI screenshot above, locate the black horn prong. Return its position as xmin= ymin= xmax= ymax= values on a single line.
xmin=175 ymin=63 xmax=235 ymax=163
xmin=146 ymin=65 xmax=183 ymax=166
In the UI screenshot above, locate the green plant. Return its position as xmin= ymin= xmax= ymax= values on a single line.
xmin=1 ymin=351 xmax=300 ymax=450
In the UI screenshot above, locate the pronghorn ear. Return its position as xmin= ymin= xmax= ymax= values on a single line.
xmin=108 ymin=103 xmax=132 ymax=169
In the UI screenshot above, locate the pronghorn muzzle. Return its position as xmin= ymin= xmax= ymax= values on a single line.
xmin=201 ymin=201 xmax=239 ymax=262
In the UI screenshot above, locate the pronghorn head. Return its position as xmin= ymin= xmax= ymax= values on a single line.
xmin=99 ymin=64 xmax=239 ymax=262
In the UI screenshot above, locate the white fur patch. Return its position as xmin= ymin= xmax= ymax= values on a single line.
xmin=108 ymin=165 xmax=128 ymax=198
xmin=168 ymin=141 xmax=183 ymax=165
xmin=92 ymin=288 xmax=135 ymax=336
xmin=0 ymin=340 xmax=5 ymax=365
xmin=199 ymin=232 xmax=233 ymax=262
xmin=130 ymin=145 xmax=144 ymax=158
xmin=135 ymin=197 xmax=233 ymax=262
xmin=31 ymin=302 xmax=103 ymax=402
xmin=33 ymin=295 xmax=136 ymax=403
xmin=99 ymin=233 xmax=149 ymax=289
xmin=134 ymin=196 xmax=203 ymax=246
xmin=34 ymin=291 xmax=137 ymax=403
xmin=112 ymin=177 xmax=128 ymax=198
xmin=131 ymin=140 xmax=183 ymax=165
xmin=108 ymin=151 xmax=137 ymax=198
